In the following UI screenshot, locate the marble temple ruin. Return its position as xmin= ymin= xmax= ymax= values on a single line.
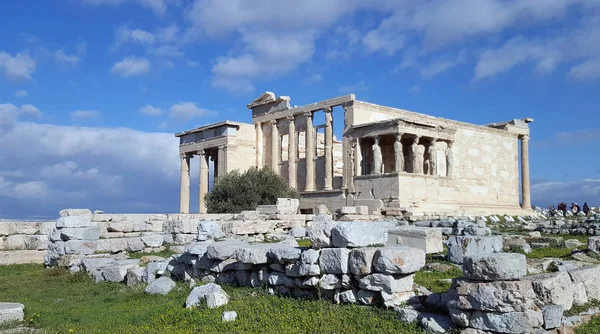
xmin=175 ymin=92 xmax=533 ymax=217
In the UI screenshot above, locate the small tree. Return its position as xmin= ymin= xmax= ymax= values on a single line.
xmin=205 ymin=167 xmax=299 ymax=213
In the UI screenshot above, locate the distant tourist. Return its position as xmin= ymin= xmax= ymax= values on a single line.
xmin=571 ymin=203 xmax=580 ymax=214
xmin=583 ymin=202 xmax=590 ymax=214
xmin=558 ymin=202 xmax=567 ymax=213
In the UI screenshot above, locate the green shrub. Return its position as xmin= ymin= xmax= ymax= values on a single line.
xmin=205 ymin=167 xmax=298 ymax=213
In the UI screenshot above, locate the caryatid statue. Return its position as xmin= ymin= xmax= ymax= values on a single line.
xmin=394 ymin=134 xmax=404 ymax=172
xmin=446 ymin=141 xmax=454 ymax=177
xmin=427 ymin=139 xmax=437 ymax=175
xmin=372 ymin=137 xmax=383 ymax=175
xmin=411 ymin=136 xmax=422 ymax=174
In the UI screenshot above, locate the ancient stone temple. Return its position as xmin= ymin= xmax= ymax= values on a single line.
xmin=175 ymin=92 xmax=533 ymax=216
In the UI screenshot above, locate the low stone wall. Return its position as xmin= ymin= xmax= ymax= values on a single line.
xmin=0 ymin=220 xmax=55 ymax=265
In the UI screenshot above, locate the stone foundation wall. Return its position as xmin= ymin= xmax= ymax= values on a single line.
xmin=0 ymin=220 xmax=55 ymax=265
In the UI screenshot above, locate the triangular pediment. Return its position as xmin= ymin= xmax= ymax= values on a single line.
xmin=247 ymin=91 xmax=276 ymax=108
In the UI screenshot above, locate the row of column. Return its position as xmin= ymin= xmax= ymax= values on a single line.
xmin=255 ymin=107 xmax=334 ymax=192
xmin=358 ymin=134 xmax=454 ymax=177
xmin=180 ymin=148 xmax=224 ymax=214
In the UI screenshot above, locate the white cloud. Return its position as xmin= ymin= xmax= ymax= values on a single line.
xmin=0 ymin=121 xmax=180 ymax=218
xmin=14 ymin=90 xmax=27 ymax=97
xmin=71 ymin=110 xmax=101 ymax=119
xmin=55 ymin=50 xmax=81 ymax=66
xmin=0 ymin=103 xmax=42 ymax=132
xmin=20 ymin=104 xmax=42 ymax=117
xmin=115 ymin=26 xmax=156 ymax=47
xmin=137 ymin=0 xmax=168 ymax=16
xmin=168 ymin=102 xmax=216 ymax=121
xmin=420 ymin=51 xmax=466 ymax=78
xmin=140 ymin=104 xmax=163 ymax=116
xmin=0 ymin=51 xmax=36 ymax=81
xmin=408 ymin=85 xmax=421 ymax=93
xmin=567 ymin=58 xmax=600 ymax=81
xmin=532 ymin=179 xmax=600 ymax=207
xmin=111 ymin=57 xmax=151 ymax=77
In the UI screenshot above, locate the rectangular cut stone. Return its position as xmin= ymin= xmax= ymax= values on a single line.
xmin=15 ymin=222 xmax=39 ymax=235
xmin=447 ymin=236 xmax=503 ymax=264
xmin=523 ymin=271 xmax=574 ymax=311
xmin=0 ymin=222 xmax=16 ymax=236
xmin=357 ymin=273 xmax=414 ymax=294
xmin=568 ymin=265 xmax=600 ymax=300
xmin=56 ymin=216 xmax=94 ymax=228
xmin=64 ymin=240 xmax=97 ymax=254
xmin=276 ymin=198 xmax=299 ymax=214
xmin=388 ymin=226 xmax=443 ymax=254
xmin=6 ymin=235 xmax=25 ymax=249
xmin=60 ymin=226 xmax=101 ymax=241
xmin=319 ymin=248 xmax=350 ymax=274
xmin=588 ymin=236 xmax=600 ymax=253
xmin=469 ymin=309 xmax=543 ymax=334
xmin=450 ymin=279 xmax=537 ymax=312
xmin=463 ymin=253 xmax=527 ymax=281
xmin=23 ymin=235 xmax=48 ymax=250
xmin=348 ymin=248 xmax=378 ymax=275
xmin=227 ymin=220 xmax=275 ymax=235
xmin=373 ymin=247 xmax=426 ymax=274
xmin=330 ymin=221 xmax=388 ymax=248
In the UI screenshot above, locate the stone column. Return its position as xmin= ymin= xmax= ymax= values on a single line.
xmin=198 ymin=150 xmax=209 ymax=214
xmin=354 ymin=138 xmax=362 ymax=177
xmin=304 ymin=111 xmax=316 ymax=191
xmin=179 ymin=153 xmax=191 ymax=214
xmin=520 ymin=135 xmax=531 ymax=210
xmin=324 ymin=107 xmax=333 ymax=190
xmin=394 ymin=133 xmax=404 ymax=172
xmin=270 ymin=120 xmax=279 ymax=173
xmin=218 ymin=146 xmax=227 ymax=179
xmin=287 ymin=115 xmax=297 ymax=189
xmin=255 ymin=122 xmax=263 ymax=168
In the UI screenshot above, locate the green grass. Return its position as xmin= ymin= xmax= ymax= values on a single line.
xmin=414 ymin=266 xmax=462 ymax=293
xmin=296 ymin=239 xmax=312 ymax=247
xmin=0 ymin=264 xmax=424 ymax=334
xmin=127 ymin=247 xmax=177 ymax=259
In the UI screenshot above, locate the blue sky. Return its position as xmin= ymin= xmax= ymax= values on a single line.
xmin=1 ymin=0 xmax=600 ymax=219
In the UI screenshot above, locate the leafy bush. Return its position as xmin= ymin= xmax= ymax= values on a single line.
xmin=205 ymin=167 xmax=298 ymax=213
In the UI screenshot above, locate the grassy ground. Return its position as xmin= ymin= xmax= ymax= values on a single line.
xmin=127 ymin=247 xmax=177 ymax=260
xmin=0 ymin=264 xmax=424 ymax=334
xmin=414 ymin=267 xmax=462 ymax=293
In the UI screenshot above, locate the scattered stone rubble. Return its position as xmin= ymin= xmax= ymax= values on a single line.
xmin=14 ymin=204 xmax=599 ymax=333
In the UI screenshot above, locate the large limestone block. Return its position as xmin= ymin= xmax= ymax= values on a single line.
xmin=107 ymin=222 xmax=135 ymax=233
xmin=319 ymin=248 xmax=350 ymax=274
xmin=96 ymin=238 xmax=127 ymax=253
xmin=15 ymin=222 xmax=39 ymax=235
xmin=447 ymin=236 xmax=503 ymax=264
xmin=23 ymin=235 xmax=48 ymax=250
xmin=568 ymin=265 xmax=600 ymax=300
xmin=523 ymin=271 xmax=574 ymax=311
xmin=145 ymin=276 xmax=176 ymax=295
xmin=0 ymin=302 xmax=24 ymax=324
xmin=388 ymin=226 xmax=443 ymax=254
xmin=358 ymin=273 xmax=414 ymax=294
xmin=542 ymin=305 xmax=563 ymax=330
xmin=0 ymin=222 xmax=16 ymax=236
xmin=60 ymin=226 xmax=101 ymax=241
xmin=82 ymin=258 xmax=117 ymax=272
xmin=234 ymin=244 xmax=272 ymax=264
xmin=197 ymin=221 xmax=225 ymax=241
xmin=330 ymin=221 xmax=387 ymax=248
xmin=373 ymin=247 xmax=426 ymax=274
xmin=186 ymin=283 xmax=229 ymax=308
xmin=64 ymin=240 xmax=97 ymax=254
xmin=56 ymin=216 xmax=94 ymax=228
xmin=6 ymin=235 xmax=25 ymax=249
xmin=184 ymin=240 xmax=215 ymax=256
xmin=59 ymin=209 xmax=92 ymax=217
xmin=101 ymin=259 xmax=140 ymax=283
xmin=463 ymin=253 xmax=527 ymax=281
xmin=206 ymin=241 xmax=249 ymax=260
xmin=449 ymin=279 xmax=537 ymax=312
xmin=468 ymin=309 xmax=543 ymax=334
xmin=348 ymin=248 xmax=378 ymax=275
xmin=0 ymin=250 xmax=45 ymax=265
xmin=126 ymin=237 xmax=145 ymax=252
xmin=39 ymin=221 xmax=56 ymax=235
xmin=307 ymin=215 xmax=336 ymax=249
xmin=140 ymin=234 xmax=164 ymax=248
xmin=588 ymin=236 xmax=600 ymax=253
xmin=228 ymin=220 xmax=274 ymax=235
xmin=268 ymin=247 xmax=301 ymax=264
xmin=276 ymin=198 xmax=300 ymax=215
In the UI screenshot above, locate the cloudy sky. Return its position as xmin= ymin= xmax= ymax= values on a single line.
xmin=1 ymin=0 xmax=600 ymax=219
